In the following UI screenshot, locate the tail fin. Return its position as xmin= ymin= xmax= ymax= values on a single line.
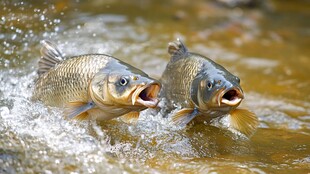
xmin=38 ymin=40 xmax=64 ymax=75
xmin=168 ymin=38 xmax=189 ymax=62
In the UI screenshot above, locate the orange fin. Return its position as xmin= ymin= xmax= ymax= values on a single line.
xmin=64 ymin=101 xmax=95 ymax=120
xmin=170 ymin=108 xmax=198 ymax=127
xmin=74 ymin=112 xmax=89 ymax=121
xmin=229 ymin=108 xmax=259 ymax=137
xmin=120 ymin=111 xmax=140 ymax=124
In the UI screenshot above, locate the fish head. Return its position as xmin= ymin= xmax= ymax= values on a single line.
xmin=106 ymin=72 xmax=161 ymax=108
xmin=90 ymin=62 xmax=161 ymax=109
xmin=191 ymin=69 xmax=244 ymax=114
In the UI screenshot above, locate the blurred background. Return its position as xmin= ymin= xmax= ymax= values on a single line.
xmin=0 ymin=0 xmax=309 ymax=173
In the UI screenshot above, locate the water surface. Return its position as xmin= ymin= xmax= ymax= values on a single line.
xmin=1 ymin=0 xmax=309 ymax=173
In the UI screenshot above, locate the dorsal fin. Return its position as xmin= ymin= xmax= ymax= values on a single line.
xmin=38 ymin=40 xmax=64 ymax=75
xmin=168 ymin=38 xmax=189 ymax=62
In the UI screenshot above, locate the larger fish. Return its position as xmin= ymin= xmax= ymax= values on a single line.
xmin=33 ymin=40 xmax=161 ymax=121
xmin=160 ymin=39 xmax=258 ymax=136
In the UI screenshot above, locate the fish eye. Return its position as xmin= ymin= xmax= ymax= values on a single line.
xmin=207 ymin=81 xmax=213 ymax=89
xmin=119 ymin=77 xmax=129 ymax=86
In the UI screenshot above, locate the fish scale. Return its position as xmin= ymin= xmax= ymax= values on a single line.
xmin=161 ymin=57 xmax=201 ymax=108
xmin=34 ymin=55 xmax=112 ymax=107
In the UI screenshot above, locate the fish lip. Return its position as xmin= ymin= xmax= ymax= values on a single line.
xmin=131 ymin=82 xmax=161 ymax=108
xmin=217 ymin=87 xmax=244 ymax=107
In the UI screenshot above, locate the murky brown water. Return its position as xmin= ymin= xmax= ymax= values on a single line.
xmin=1 ymin=0 xmax=309 ymax=173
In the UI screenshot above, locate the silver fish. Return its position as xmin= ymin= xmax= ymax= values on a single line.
xmin=160 ymin=39 xmax=258 ymax=136
xmin=33 ymin=40 xmax=161 ymax=121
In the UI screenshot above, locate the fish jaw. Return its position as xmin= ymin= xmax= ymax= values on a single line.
xmin=217 ymin=87 xmax=244 ymax=107
xmin=131 ymin=82 xmax=161 ymax=108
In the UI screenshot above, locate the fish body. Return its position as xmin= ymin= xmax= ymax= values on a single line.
xmin=160 ymin=39 xmax=258 ymax=136
xmin=33 ymin=41 xmax=161 ymax=121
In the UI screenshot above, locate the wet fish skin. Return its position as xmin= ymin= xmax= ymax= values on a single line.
xmin=160 ymin=39 xmax=258 ymax=136
xmin=33 ymin=40 xmax=161 ymax=121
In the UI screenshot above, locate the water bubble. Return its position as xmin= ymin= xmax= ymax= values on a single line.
xmin=34 ymin=8 xmax=40 ymax=12
xmin=15 ymin=29 xmax=22 ymax=34
xmin=53 ymin=19 xmax=61 ymax=23
xmin=4 ymin=59 xmax=10 ymax=67
xmin=54 ymin=26 xmax=59 ymax=32
xmin=11 ymin=34 xmax=17 ymax=40
xmin=43 ymin=32 xmax=49 ymax=37
xmin=4 ymin=50 xmax=12 ymax=55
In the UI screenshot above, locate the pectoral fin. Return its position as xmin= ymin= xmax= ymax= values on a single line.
xmin=170 ymin=108 xmax=199 ymax=127
xmin=229 ymin=108 xmax=259 ymax=137
xmin=120 ymin=111 xmax=140 ymax=124
xmin=64 ymin=101 xmax=95 ymax=120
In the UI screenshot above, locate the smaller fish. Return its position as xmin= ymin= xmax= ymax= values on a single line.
xmin=160 ymin=39 xmax=258 ymax=136
xmin=33 ymin=40 xmax=161 ymax=121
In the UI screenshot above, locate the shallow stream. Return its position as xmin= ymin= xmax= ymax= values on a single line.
xmin=0 ymin=0 xmax=309 ymax=173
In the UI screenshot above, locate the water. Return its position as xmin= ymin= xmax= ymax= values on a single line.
xmin=1 ymin=0 xmax=309 ymax=173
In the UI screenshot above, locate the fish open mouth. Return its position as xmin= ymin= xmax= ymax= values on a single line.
xmin=218 ymin=87 xmax=244 ymax=106
xmin=132 ymin=83 xmax=161 ymax=108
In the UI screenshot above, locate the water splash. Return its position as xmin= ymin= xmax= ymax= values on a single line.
xmin=1 ymin=1 xmax=309 ymax=173
xmin=0 ymin=68 xmax=151 ymax=173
